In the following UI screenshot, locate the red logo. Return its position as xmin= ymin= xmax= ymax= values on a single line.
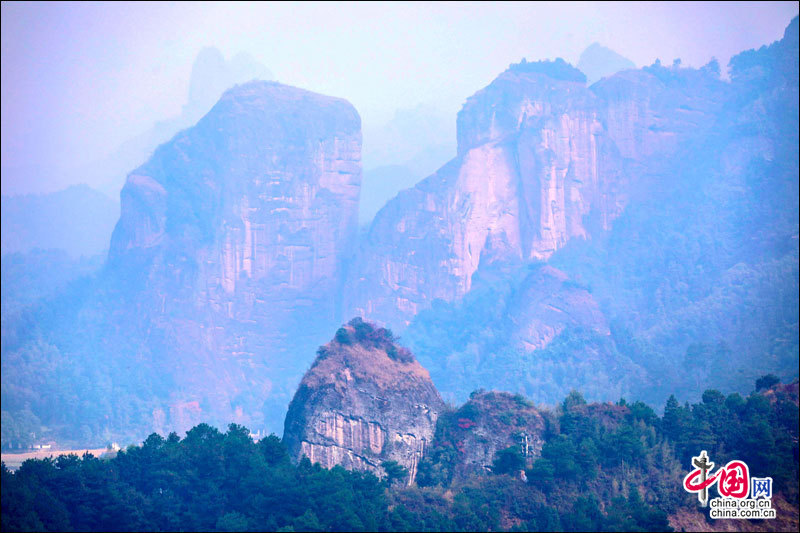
xmin=684 ymin=451 xmax=750 ymax=505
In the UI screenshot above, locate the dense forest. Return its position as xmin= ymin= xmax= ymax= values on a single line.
xmin=3 ymin=378 xmax=797 ymax=532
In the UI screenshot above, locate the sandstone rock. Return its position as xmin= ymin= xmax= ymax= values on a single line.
xmin=345 ymin=59 xmax=726 ymax=330
xmin=283 ymin=319 xmax=445 ymax=484
xmin=344 ymin=63 xmax=618 ymax=329
xmin=507 ymin=265 xmax=610 ymax=352
xmin=106 ymin=80 xmax=362 ymax=434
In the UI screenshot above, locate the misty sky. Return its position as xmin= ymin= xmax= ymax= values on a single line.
xmin=2 ymin=1 xmax=798 ymax=196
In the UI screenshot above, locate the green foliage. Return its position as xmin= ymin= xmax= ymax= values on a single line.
xmin=416 ymin=382 xmax=798 ymax=531
xmin=508 ymin=57 xmax=587 ymax=83
xmin=381 ymin=460 xmax=408 ymax=486
xmin=1 ymin=425 xmax=388 ymax=532
xmin=258 ymin=434 xmax=290 ymax=466
xmin=2 ymin=382 xmax=797 ymax=532
xmin=562 ymin=390 xmax=586 ymax=411
xmin=491 ymin=446 xmax=525 ymax=476
xmin=341 ymin=318 xmax=414 ymax=362
xmin=755 ymin=374 xmax=780 ymax=391
xmin=335 ymin=327 xmax=352 ymax=345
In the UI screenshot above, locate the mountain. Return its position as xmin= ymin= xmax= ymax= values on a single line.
xmin=577 ymin=43 xmax=636 ymax=85
xmin=361 ymin=104 xmax=455 ymax=174
xmin=1 ymin=185 xmax=118 ymax=257
xmin=344 ymin=55 xmax=723 ymax=329
xmin=105 ymin=80 xmax=361 ymax=436
xmin=404 ymin=262 xmax=647 ymax=406
xmin=1 ymin=81 xmax=362 ymax=445
xmin=182 ymin=48 xmax=273 ymax=123
xmin=418 ymin=390 xmax=546 ymax=484
xmin=358 ymin=165 xmax=417 ymax=225
xmin=346 ymin=20 xmax=798 ymax=409
xmin=283 ymin=318 xmax=444 ymax=484
xmin=95 ymin=47 xmax=273 ymax=198
xmin=4 ymin=377 xmax=797 ymax=531
xmin=2 ymin=19 xmax=797 ymax=449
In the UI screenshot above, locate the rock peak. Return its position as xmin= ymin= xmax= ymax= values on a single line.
xmin=106 ymin=79 xmax=362 ymax=434
xmin=283 ymin=318 xmax=444 ymax=484
xmin=577 ymin=42 xmax=636 ymax=85
xmin=302 ymin=318 xmax=430 ymax=390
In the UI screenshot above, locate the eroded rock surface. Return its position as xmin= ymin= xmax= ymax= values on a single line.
xmin=106 ymin=80 xmax=362 ymax=434
xmin=345 ymin=59 xmax=725 ymax=329
xmin=283 ymin=319 xmax=445 ymax=484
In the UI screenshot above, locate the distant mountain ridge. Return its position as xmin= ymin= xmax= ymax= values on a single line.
xmin=1 ymin=185 xmax=118 ymax=257
xmin=577 ymin=42 xmax=636 ymax=85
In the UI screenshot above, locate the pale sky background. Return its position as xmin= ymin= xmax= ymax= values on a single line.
xmin=2 ymin=1 xmax=798 ymax=196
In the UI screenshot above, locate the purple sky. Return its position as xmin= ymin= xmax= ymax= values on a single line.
xmin=2 ymin=1 xmax=797 ymax=196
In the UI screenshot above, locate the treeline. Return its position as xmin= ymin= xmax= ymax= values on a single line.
xmin=2 ymin=379 xmax=797 ymax=532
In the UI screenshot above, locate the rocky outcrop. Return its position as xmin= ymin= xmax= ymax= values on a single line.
xmin=345 ymin=59 xmax=726 ymax=329
xmin=283 ymin=319 xmax=445 ymax=484
xmin=106 ymin=81 xmax=362 ymax=434
xmin=418 ymin=391 xmax=546 ymax=484
xmin=452 ymin=391 xmax=545 ymax=478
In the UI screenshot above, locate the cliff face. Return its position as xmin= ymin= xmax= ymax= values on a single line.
xmin=345 ymin=60 xmax=725 ymax=329
xmin=106 ymin=81 xmax=362 ymax=434
xmin=283 ymin=319 xmax=445 ymax=484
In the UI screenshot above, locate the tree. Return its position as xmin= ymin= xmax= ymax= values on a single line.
xmin=293 ymin=509 xmax=323 ymax=531
xmin=334 ymin=327 xmax=351 ymax=345
xmin=492 ymin=446 xmax=524 ymax=476
xmin=216 ymin=512 xmax=249 ymax=532
xmin=755 ymin=374 xmax=780 ymax=391
xmin=381 ymin=460 xmax=408 ymax=486
xmin=702 ymin=57 xmax=721 ymax=77
xmin=562 ymin=390 xmax=586 ymax=411
xmin=258 ymin=434 xmax=289 ymax=466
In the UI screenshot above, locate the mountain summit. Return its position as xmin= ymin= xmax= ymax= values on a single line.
xmin=283 ymin=318 xmax=445 ymax=484
xmin=63 ymin=81 xmax=362 ymax=439
xmin=577 ymin=43 xmax=636 ymax=85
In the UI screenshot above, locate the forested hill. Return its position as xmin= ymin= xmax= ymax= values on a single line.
xmin=3 ymin=379 xmax=797 ymax=532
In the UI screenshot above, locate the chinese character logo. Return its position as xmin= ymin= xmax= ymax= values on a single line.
xmin=716 ymin=461 xmax=749 ymax=498
xmin=751 ymin=477 xmax=773 ymax=499
xmin=683 ymin=451 xmax=750 ymax=506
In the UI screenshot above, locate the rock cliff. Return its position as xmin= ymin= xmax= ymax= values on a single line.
xmin=283 ymin=319 xmax=445 ymax=484
xmin=106 ymin=80 xmax=362 ymax=434
xmin=345 ymin=58 xmax=725 ymax=329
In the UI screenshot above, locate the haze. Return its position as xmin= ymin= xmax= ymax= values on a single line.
xmin=2 ymin=1 xmax=797 ymax=195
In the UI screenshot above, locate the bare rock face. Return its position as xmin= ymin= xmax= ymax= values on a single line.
xmin=106 ymin=81 xmax=362 ymax=434
xmin=283 ymin=319 xmax=445 ymax=484
xmin=345 ymin=62 xmax=620 ymax=328
xmin=345 ymin=59 xmax=724 ymax=329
